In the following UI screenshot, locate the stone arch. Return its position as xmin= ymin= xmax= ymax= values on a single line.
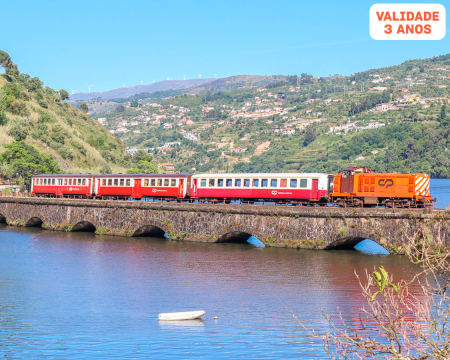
xmin=217 ymin=226 xmax=265 ymax=245
xmin=325 ymin=229 xmax=381 ymax=250
xmin=71 ymin=221 xmax=96 ymax=233
xmin=0 ymin=213 xmax=6 ymax=224
xmin=133 ymin=222 xmax=167 ymax=238
xmin=26 ymin=217 xmax=43 ymax=227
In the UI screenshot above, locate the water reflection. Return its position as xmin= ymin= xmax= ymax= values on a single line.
xmin=0 ymin=227 xmax=427 ymax=359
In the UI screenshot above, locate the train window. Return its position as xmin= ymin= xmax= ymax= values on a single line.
xmin=218 ymin=179 xmax=224 ymax=187
xmin=102 ymin=179 xmax=106 ymax=186
xmin=151 ymin=179 xmax=156 ymax=186
xmin=157 ymin=179 xmax=162 ymax=186
xmin=226 ymin=179 xmax=233 ymax=187
xmin=52 ymin=179 xmax=56 ymax=185
xmin=82 ymin=179 xmax=86 ymax=185
xmin=77 ymin=179 xmax=80 ymax=185
xmin=59 ymin=179 xmax=63 ymax=185
xmin=271 ymin=179 xmax=277 ymax=187
xmin=235 ymin=179 xmax=241 ymax=187
xmin=43 ymin=179 xmax=47 ymax=185
xmin=164 ymin=179 xmax=169 ymax=187
xmin=143 ymin=179 xmax=148 ymax=186
xmin=114 ymin=179 xmax=118 ymax=186
xmin=126 ymin=179 xmax=131 ymax=186
xmin=107 ymin=179 xmax=111 ymax=186
xmin=253 ymin=179 xmax=259 ymax=187
xmin=171 ymin=179 xmax=176 ymax=186
xmin=300 ymin=179 xmax=307 ymax=188
xmin=120 ymin=179 xmax=124 ymax=186
xmin=200 ymin=179 xmax=207 ymax=187
xmin=290 ymin=179 xmax=297 ymax=188
xmin=209 ymin=178 xmax=215 ymax=187
xmin=280 ymin=179 xmax=287 ymax=188
xmin=244 ymin=179 xmax=250 ymax=187
xmin=261 ymin=179 xmax=268 ymax=187
xmin=64 ymin=179 xmax=68 ymax=186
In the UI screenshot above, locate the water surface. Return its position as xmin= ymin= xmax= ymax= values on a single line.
xmin=0 ymin=227 xmax=424 ymax=359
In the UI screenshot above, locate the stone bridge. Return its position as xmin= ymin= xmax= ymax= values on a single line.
xmin=0 ymin=197 xmax=448 ymax=252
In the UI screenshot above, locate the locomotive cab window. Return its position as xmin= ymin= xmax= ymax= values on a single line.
xmin=290 ymin=179 xmax=297 ymax=188
xmin=300 ymin=179 xmax=307 ymax=188
xmin=271 ymin=179 xmax=277 ymax=187
xmin=200 ymin=179 xmax=207 ymax=187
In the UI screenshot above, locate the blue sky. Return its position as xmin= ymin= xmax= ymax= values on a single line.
xmin=2 ymin=0 xmax=448 ymax=93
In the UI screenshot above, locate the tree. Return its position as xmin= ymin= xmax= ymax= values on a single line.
xmin=0 ymin=111 xmax=7 ymax=126
xmin=127 ymin=150 xmax=158 ymax=173
xmin=439 ymin=104 xmax=446 ymax=121
xmin=59 ymin=89 xmax=70 ymax=100
xmin=0 ymin=141 xmax=60 ymax=188
xmin=7 ymin=118 xmax=31 ymax=141
xmin=80 ymin=103 xmax=89 ymax=113
xmin=130 ymin=100 xmax=139 ymax=107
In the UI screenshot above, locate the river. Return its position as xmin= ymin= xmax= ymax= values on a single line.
xmin=0 ymin=179 xmax=448 ymax=359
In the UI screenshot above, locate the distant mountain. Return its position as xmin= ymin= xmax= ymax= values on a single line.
xmin=186 ymin=75 xmax=289 ymax=94
xmin=71 ymin=78 xmax=216 ymax=101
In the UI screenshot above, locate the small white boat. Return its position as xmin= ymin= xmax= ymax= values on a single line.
xmin=158 ymin=310 xmax=206 ymax=321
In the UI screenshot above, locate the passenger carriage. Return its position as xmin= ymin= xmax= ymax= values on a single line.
xmin=95 ymin=174 xmax=191 ymax=200
xmin=191 ymin=173 xmax=331 ymax=203
xmin=31 ymin=174 xmax=95 ymax=198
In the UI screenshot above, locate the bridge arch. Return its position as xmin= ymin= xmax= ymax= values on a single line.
xmin=26 ymin=217 xmax=43 ymax=227
xmin=325 ymin=229 xmax=383 ymax=250
xmin=217 ymin=226 xmax=265 ymax=246
xmin=133 ymin=222 xmax=167 ymax=238
xmin=71 ymin=221 xmax=96 ymax=233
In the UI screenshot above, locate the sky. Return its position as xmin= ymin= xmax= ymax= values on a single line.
xmin=2 ymin=0 xmax=448 ymax=93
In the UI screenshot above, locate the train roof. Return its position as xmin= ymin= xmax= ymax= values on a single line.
xmin=33 ymin=173 xmax=192 ymax=178
xmin=193 ymin=173 xmax=330 ymax=178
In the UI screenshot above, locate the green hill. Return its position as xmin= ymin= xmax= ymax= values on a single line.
xmin=0 ymin=50 xmax=130 ymax=186
xmin=92 ymin=53 xmax=449 ymax=178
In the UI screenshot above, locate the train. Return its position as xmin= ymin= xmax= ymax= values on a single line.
xmin=30 ymin=166 xmax=434 ymax=208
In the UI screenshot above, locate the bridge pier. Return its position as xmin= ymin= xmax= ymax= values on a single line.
xmin=0 ymin=197 xmax=448 ymax=252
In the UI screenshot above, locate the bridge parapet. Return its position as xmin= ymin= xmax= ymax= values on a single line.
xmin=0 ymin=197 xmax=448 ymax=252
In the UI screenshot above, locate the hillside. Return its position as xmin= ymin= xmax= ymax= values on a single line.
xmin=91 ymin=54 xmax=449 ymax=178
xmin=0 ymin=50 xmax=130 ymax=186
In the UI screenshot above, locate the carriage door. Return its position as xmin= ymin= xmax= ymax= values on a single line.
xmin=132 ymin=179 xmax=141 ymax=199
xmin=193 ymin=179 xmax=198 ymax=197
xmin=179 ymin=179 xmax=184 ymax=198
xmin=341 ymin=170 xmax=354 ymax=194
xmin=312 ymin=179 xmax=319 ymax=200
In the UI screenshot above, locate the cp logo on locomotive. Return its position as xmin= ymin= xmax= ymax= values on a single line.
xmin=378 ymin=178 xmax=394 ymax=189
xmin=271 ymin=190 xmax=278 ymax=195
